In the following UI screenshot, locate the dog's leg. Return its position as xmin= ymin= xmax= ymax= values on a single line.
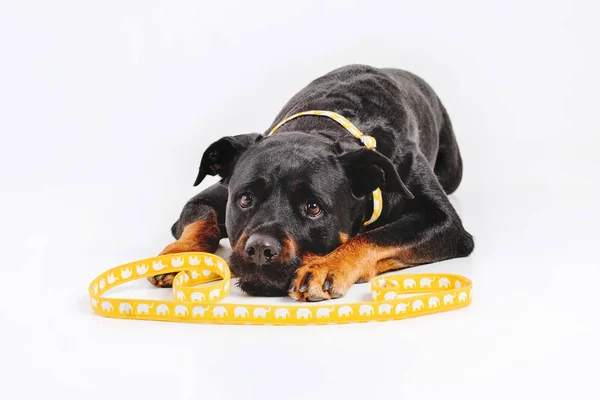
xmin=288 ymin=158 xmax=474 ymax=301
xmin=148 ymin=181 xmax=228 ymax=287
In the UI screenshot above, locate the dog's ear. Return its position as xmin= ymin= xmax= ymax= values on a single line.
xmin=339 ymin=148 xmax=414 ymax=199
xmin=193 ymin=133 xmax=262 ymax=186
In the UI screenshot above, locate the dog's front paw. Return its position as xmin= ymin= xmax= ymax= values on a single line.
xmin=287 ymin=254 xmax=355 ymax=302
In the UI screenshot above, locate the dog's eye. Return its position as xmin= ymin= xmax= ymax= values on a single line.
xmin=239 ymin=193 xmax=253 ymax=208
xmin=306 ymin=202 xmax=321 ymax=216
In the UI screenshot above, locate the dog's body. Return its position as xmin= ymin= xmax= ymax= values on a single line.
xmin=150 ymin=64 xmax=474 ymax=301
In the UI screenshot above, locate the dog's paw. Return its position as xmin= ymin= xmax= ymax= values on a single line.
xmin=147 ymin=273 xmax=176 ymax=288
xmin=288 ymin=254 xmax=355 ymax=302
xmin=147 ymin=242 xmax=195 ymax=288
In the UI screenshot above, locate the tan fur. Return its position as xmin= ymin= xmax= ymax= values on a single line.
xmin=288 ymin=236 xmax=413 ymax=301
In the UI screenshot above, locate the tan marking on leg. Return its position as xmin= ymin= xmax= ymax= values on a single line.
xmin=149 ymin=213 xmax=220 ymax=288
xmin=288 ymin=236 xmax=412 ymax=301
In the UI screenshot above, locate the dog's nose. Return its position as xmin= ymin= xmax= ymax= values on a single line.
xmin=245 ymin=234 xmax=281 ymax=266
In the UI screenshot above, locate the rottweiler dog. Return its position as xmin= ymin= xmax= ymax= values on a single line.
xmin=149 ymin=64 xmax=474 ymax=301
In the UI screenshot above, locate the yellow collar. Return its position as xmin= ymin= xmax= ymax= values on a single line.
xmin=266 ymin=110 xmax=383 ymax=226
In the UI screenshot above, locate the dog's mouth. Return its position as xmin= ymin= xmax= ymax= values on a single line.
xmin=228 ymin=234 xmax=303 ymax=296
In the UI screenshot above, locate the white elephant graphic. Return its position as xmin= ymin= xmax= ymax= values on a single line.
xmin=136 ymin=264 xmax=148 ymax=275
xmin=428 ymin=297 xmax=440 ymax=308
xmin=359 ymin=305 xmax=374 ymax=316
xmin=188 ymin=256 xmax=200 ymax=266
xmin=202 ymin=269 xmax=211 ymax=277
xmin=338 ymin=306 xmax=353 ymax=317
xmin=455 ymin=280 xmax=462 ymax=289
xmin=171 ymin=257 xmax=184 ymax=267
xmin=192 ymin=306 xmax=209 ymax=317
xmin=389 ymin=279 xmax=400 ymax=287
xmin=371 ymin=290 xmax=380 ymax=300
xmin=119 ymin=302 xmax=133 ymax=315
xmin=412 ymin=300 xmax=424 ymax=311
xmin=458 ymin=292 xmax=468 ymax=303
xmin=224 ymin=281 xmax=230 ymax=293
xmin=152 ymin=260 xmax=166 ymax=271
xmin=438 ymin=277 xmax=450 ymax=288
xmin=176 ymin=291 xmax=186 ymax=301
xmin=156 ymin=304 xmax=170 ymax=316
xmin=404 ymin=278 xmax=416 ymax=289
xmin=217 ymin=261 xmax=224 ymax=271
xmin=106 ymin=273 xmax=117 ymax=285
xmin=191 ymin=292 xmax=206 ymax=302
xmin=377 ymin=278 xmax=386 ymax=287
xmin=443 ymin=294 xmax=456 ymax=305
xmin=101 ymin=301 xmax=113 ymax=312
xmin=136 ymin=304 xmax=152 ymax=315
xmin=296 ymin=308 xmax=312 ymax=319
xmin=275 ymin=308 xmax=290 ymax=319
xmin=234 ymin=307 xmax=249 ymax=318
xmin=180 ymin=273 xmax=190 ymax=283
xmin=107 ymin=273 xmax=118 ymax=285
xmin=99 ymin=278 xmax=106 ymax=290
xmin=190 ymin=270 xmax=200 ymax=279
xmin=316 ymin=307 xmax=334 ymax=319
xmin=395 ymin=303 xmax=409 ymax=314
xmin=384 ymin=292 xmax=396 ymax=301
xmin=212 ymin=306 xmax=228 ymax=318
xmin=91 ymin=298 xmax=98 ymax=308
xmin=253 ymin=307 xmax=271 ymax=318
xmin=203 ymin=256 xmax=214 ymax=266
xmin=175 ymin=305 xmax=188 ymax=316
xmin=120 ymin=268 xmax=132 ymax=279
xmin=93 ymin=283 xmax=98 ymax=295
xmin=209 ymin=288 xmax=222 ymax=300
xmin=378 ymin=303 xmax=393 ymax=315
xmin=420 ymin=277 xmax=435 ymax=288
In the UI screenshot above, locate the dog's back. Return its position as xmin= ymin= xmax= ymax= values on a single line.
xmin=268 ymin=64 xmax=463 ymax=194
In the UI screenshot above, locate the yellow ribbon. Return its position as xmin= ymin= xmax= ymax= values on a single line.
xmin=266 ymin=110 xmax=382 ymax=226
xmin=89 ymin=252 xmax=472 ymax=325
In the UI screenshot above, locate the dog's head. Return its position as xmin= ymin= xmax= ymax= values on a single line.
xmin=193 ymin=131 xmax=412 ymax=296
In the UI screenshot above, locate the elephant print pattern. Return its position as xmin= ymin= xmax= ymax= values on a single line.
xmin=212 ymin=306 xmax=227 ymax=318
xmin=296 ymin=308 xmax=312 ymax=319
xmin=338 ymin=306 xmax=353 ymax=317
xmin=191 ymin=292 xmax=205 ymax=302
xmin=253 ymin=308 xmax=271 ymax=318
xmin=89 ymin=253 xmax=472 ymax=325
xmin=234 ymin=307 xmax=249 ymax=318
xmin=137 ymin=304 xmax=152 ymax=315
xmin=404 ymin=278 xmax=416 ymax=289
xmin=119 ymin=303 xmax=133 ymax=315
xmin=316 ymin=308 xmax=334 ymax=319
xmin=171 ymin=257 xmax=184 ymax=267
xmin=175 ymin=305 xmax=188 ymax=317
xmin=378 ymin=304 xmax=393 ymax=315
xmin=156 ymin=304 xmax=169 ymax=316
xmin=275 ymin=308 xmax=290 ymax=319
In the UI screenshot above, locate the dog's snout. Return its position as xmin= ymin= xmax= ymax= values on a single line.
xmin=245 ymin=234 xmax=281 ymax=266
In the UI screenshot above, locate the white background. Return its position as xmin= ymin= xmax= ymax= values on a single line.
xmin=1 ymin=1 xmax=599 ymax=399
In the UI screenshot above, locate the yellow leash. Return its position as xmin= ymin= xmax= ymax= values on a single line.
xmin=89 ymin=252 xmax=472 ymax=325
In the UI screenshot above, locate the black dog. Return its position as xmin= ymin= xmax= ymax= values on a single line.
xmin=149 ymin=64 xmax=474 ymax=302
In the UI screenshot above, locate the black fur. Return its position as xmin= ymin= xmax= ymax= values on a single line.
xmin=172 ymin=64 xmax=474 ymax=296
